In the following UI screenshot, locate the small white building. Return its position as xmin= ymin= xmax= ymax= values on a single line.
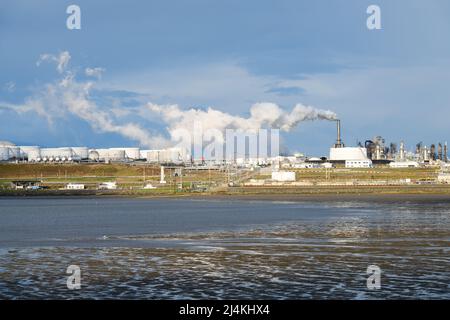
xmin=66 ymin=183 xmax=85 ymax=190
xmin=345 ymin=159 xmax=373 ymax=168
xmin=272 ymin=171 xmax=296 ymax=182
xmin=321 ymin=162 xmax=334 ymax=168
xmin=292 ymin=163 xmax=321 ymax=169
xmin=389 ymin=161 xmax=419 ymax=168
xmin=98 ymin=181 xmax=117 ymax=190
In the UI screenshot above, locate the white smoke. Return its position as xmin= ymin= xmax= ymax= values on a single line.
xmin=147 ymin=102 xmax=336 ymax=140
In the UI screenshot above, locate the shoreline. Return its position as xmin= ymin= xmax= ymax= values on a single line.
xmin=1 ymin=188 xmax=450 ymax=203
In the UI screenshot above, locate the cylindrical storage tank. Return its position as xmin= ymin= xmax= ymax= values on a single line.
xmin=125 ymin=148 xmax=140 ymax=159
xmin=110 ymin=147 xmax=140 ymax=160
xmin=159 ymin=150 xmax=171 ymax=163
xmin=19 ymin=146 xmax=41 ymax=161
xmin=40 ymin=148 xmax=52 ymax=159
xmin=170 ymin=148 xmax=183 ymax=163
xmin=7 ymin=146 xmax=20 ymax=159
xmin=95 ymin=149 xmax=110 ymax=160
xmin=71 ymin=147 xmax=89 ymax=160
xmin=146 ymin=150 xmax=160 ymax=163
xmin=88 ymin=150 xmax=100 ymax=161
xmin=41 ymin=148 xmax=64 ymax=161
xmin=0 ymin=141 xmax=15 ymax=159
xmin=158 ymin=148 xmax=181 ymax=163
xmin=0 ymin=147 xmax=9 ymax=161
xmin=107 ymin=149 xmax=126 ymax=161
xmin=57 ymin=147 xmax=73 ymax=160
xmin=139 ymin=149 xmax=150 ymax=160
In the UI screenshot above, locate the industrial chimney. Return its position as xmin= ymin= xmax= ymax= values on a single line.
xmin=333 ymin=119 xmax=344 ymax=148
xmin=399 ymin=141 xmax=405 ymax=161
xmin=445 ymin=142 xmax=448 ymax=162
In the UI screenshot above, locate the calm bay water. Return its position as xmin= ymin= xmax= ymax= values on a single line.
xmin=0 ymin=197 xmax=449 ymax=299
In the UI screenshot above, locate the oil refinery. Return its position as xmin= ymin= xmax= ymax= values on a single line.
xmin=0 ymin=119 xmax=448 ymax=169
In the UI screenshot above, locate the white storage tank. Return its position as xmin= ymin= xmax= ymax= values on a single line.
xmin=0 ymin=147 xmax=9 ymax=161
xmin=40 ymin=148 xmax=72 ymax=161
xmin=41 ymin=148 xmax=57 ymax=159
xmin=110 ymin=147 xmax=140 ymax=160
xmin=71 ymin=147 xmax=89 ymax=160
xmin=1 ymin=142 xmax=20 ymax=159
xmin=95 ymin=149 xmax=110 ymax=160
xmin=159 ymin=148 xmax=182 ymax=163
xmin=7 ymin=146 xmax=20 ymax=159
xmin=107 ymin=149 xmax=126 ymax=161
xmin=19 ymin=146 xmax=41 ymax=161
xmin=58 ymin=147 xmax=73 ymax=161
xmin=158 ymin=149 xmax=171 ymax=163
xmin=139 ymin=149 xmax=151 ymax=160
xmin=88 ymin=150 xmax=100 ymax=161
xmin=95 ymin=149 xmax=126 ymax=161
xmin=146 ymin=150 xmax=160 ymax=163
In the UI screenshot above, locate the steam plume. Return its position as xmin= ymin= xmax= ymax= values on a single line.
xmin=147 ymin=102 xmax=336 ymax=140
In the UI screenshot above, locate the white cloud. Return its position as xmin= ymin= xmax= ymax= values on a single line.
xmin=7 ymin=51 xmax=169 ymax=148
xmin=103 ymin=62 xmax=296 ymax=113
xmin=1 ymin=53 xmax=339 ymax=149
xmin=37 ymin=51 xmax=71 ymax=73
xmin=4 ymin=81 xmax=16 ymax=92
xmin=85 ymin=67 xmax=105 ymax=79
xmin=6 ymin=51 xmax=449 ymax=150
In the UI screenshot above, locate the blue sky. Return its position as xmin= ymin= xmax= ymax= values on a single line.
xmin=1 ymin=0 xmax=450 ymax=155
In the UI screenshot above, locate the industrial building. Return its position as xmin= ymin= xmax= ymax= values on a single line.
xmin=328 ymin=120 xmax=370 ymax=164
xmin=325 ymin=120 xmax=448 ymax=168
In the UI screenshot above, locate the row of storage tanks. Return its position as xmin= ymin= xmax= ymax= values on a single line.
xmin=0 ymin=142 xmax=185 ymax=163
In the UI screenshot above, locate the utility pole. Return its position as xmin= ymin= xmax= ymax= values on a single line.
xmin=143 ymin=166 xmax=146 ymax=184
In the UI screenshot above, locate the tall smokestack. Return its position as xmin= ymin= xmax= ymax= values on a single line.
xmin=333 ymin=119 xmax=344 ymax=148
xmin=445 ymin=142 xmax=448 ymax=162
xmin=400 ymin=141 xmax=405 ymax=161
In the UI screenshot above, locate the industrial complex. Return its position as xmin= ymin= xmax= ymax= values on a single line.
xmin=0 ymin=119 xmax=448 ymax=169
xmin=1 ymin=119 xmax=450 ymax=195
